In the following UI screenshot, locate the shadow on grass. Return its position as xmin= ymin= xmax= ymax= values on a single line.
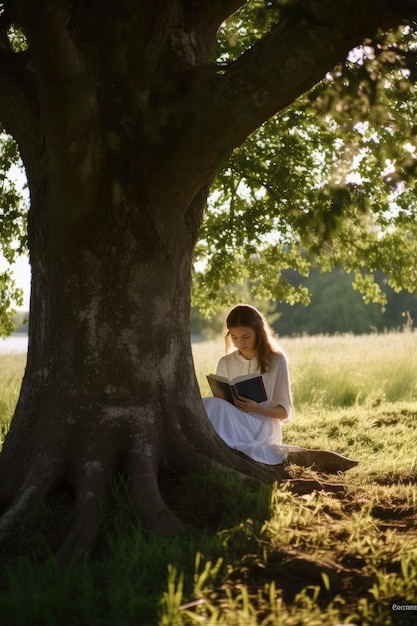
xmin=1 ymin=466 xmax=417 ymax=625
xmin=0 ymin=468 xmax=273 ymax=625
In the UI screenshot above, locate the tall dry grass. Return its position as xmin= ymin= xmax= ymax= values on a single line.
xmin=0 ymin=353 xmax=25 ymax=444
xmin=193 ymin=330 xmax=417 ymax=409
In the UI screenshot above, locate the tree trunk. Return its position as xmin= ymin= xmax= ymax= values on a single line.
xmin=0 ymin=0 xmax=284 ymax=559
xmin=0 ymin=160 xmax=252 ymax=544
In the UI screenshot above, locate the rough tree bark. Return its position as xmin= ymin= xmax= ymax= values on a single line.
xmin=0 ymin=0 xmax=416 ymax=558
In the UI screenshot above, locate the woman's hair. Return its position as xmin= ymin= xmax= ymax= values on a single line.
xmin=224 ymin=304 xmax=282 ymax=373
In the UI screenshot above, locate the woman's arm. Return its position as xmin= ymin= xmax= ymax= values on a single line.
xmin=267 ymin=355 xmax=294 ymax=422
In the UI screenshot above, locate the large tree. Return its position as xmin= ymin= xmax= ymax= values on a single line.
xmin=1 ymin=0 xmax=417 ymax=559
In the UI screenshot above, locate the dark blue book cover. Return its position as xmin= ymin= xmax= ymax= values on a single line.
xmin=231 ymin=376 xmax=267 ymax=403
xmin=207 ymin=373 xmax=267 ymax=404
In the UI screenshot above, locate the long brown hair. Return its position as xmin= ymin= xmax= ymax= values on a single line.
xmin=224 ymin=304 xmax=282 ymax=373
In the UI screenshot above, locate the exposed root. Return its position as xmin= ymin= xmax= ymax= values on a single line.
xmin=209 ymin=458 xmax=265 ymax=488
xmin=0 ymin=454 xmax=63 ymax=545
xmin=164 ymin=436 xmax=350 ymax=498
xmin=212 ymin=448 xmax=350 ymax=495
xmin=0 ymin=420 xmax=357 ymax=561
xmin=130 ymin=452 xmax=184 ymax=536
xmin=58 ymin=462 xmax=111 ymax=565
xmin=280 ymin=448 xmax=357 ymax=495
xmin=0 ymin=484 xmax=43 ymax=544
xmin=283 ymin=477 xmax=346 ymax=496
xmin=285 ymin=448 xmax=358 ymax=473
xmin=164 ymin=431 xmax=264 ymax=488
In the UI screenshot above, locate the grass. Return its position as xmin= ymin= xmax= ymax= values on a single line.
xmin=194 ymin=330 xmax=417 ymax=408
xmin=1 ymin=331 xmax=417 ymax=625
xmin=0 ymin=353 xmax=25 ymax=442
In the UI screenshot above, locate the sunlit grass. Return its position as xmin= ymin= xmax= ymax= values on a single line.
xmin=284 ymin=331 xmax=417 ymax=409
xmin=0 ymin=353 xmax=25 ymax=445
xmin=194 ymin=329 xmax=417 ymax=408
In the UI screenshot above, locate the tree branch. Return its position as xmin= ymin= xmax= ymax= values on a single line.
xmin=16 ymin=0 xmax=77 ymax=73
xmin=213 ymin=0 xmax=417 ymax=151
xmin=184 ymin=0 xmax=247 ymax=62
xmin=0 ymin=2 xmax=37 ymax=147
xmin=187 ymin=0 xmax=247 ymax=32
xmin=16 ymin=0 xmax=96 ymax=132
xmin=15 ymin=0 xmax=100 ymax=222
xmin=152 ymin=0 xmax=417 ymax=214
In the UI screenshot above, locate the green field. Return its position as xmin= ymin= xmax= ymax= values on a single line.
xmin=1 ymin=331 xmax=417 ymax=625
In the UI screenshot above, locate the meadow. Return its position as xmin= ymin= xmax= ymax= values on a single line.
xmin=0 ymin=331 xmax=417 ymax=625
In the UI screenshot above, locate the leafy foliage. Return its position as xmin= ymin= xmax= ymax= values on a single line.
xmin=194 ymin=23 xmax=417 ymax=314
xmin=0 ymin=131 xmax=26 ymax=336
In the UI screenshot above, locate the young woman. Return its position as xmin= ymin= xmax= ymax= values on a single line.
xmin=203 ymin=304 xmax=298 ymax=465
xmin=203 ymin=304 xmax=358 ymax=472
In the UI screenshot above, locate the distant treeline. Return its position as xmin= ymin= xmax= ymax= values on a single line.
xmin=11 ymin=310 xmax=29 ymax=333
xmin=191 ymin=267 xmax=417 ymax=338
xmin=274 ymin=267 xmax=416 ymax=336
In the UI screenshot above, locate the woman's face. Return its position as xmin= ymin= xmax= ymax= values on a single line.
xmin=229 ymin=326 xmax=257 ymax=359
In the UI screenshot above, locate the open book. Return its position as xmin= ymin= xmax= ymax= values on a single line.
xmin=206 ymin=373 xmax=267 ymax=405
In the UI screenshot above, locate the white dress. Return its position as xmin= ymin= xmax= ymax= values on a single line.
xmin=203 ymin=350 xmax=298 ymax=465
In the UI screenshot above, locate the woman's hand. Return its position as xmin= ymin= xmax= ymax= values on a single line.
xmin=233 ymin=395 xmax=259 ymax=413
xmin=234 ymin=396 xmax=288 ymax=420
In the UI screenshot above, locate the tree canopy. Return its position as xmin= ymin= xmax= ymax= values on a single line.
xmin=195 ymin=18 xmax=417 ymax=316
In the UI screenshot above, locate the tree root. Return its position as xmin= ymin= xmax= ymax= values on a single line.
xmin=0 ymin=428 xmax=356 ymax=562
xmin=58 ymin=460 xmax=112 ymax=565
xmin=283 ymin=477 xmax=346 ymax=496
xmin=130 ymin=451 xmax=184 ymax=537
xmin=0 ymin=484 xmax=43 ymax=544
xmin=164 ymin=430 xmax=267 ymax=488
xmin=285 ymin=448 xmax=358 ymax=473
xmin=0 ymin=453 xmax=64 ymax=545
